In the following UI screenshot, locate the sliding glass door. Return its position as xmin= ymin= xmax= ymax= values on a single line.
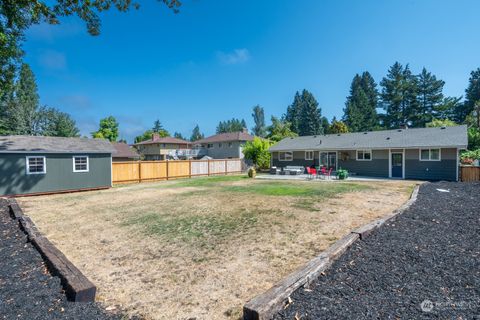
xmin=319 ymin=152 xmax=337 ymax=171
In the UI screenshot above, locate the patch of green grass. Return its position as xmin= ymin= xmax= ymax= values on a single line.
xmin=223 ymin=182 xmax=369 ymax=197
xmin=167 ymin=175 xmax=248 ymax=188
xmin=123 ymin=210 xmax=258 ymax=245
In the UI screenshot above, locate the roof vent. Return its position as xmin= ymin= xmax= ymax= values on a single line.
xmin=386 ymin=137 xmax=390 ymax=140
xmin=440 ymin=126 xmax=446 ymax=129
xmin=319 ymin=139 xmax=322 ymax=145
xmin=290 ymin=137 xmax=294 ymax=139
xmin=313 ymin=135 xmax=317 ymax=138
xmin=397 ymin=129 xmax=402 ymax=132
xmin=337 ymin=134 xmax=341 ymax=136
xmin=363 ymin=132 xmax=368 ymax=134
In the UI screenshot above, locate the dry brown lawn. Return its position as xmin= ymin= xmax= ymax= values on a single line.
xmin=19 ymin=175 xmax=417 ymax=320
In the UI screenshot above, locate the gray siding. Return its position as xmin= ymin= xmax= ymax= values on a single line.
xmin=405 ymin=148 xmax=457 ymax=181
xmin=0 ymin=153 xmax=111 ymax=196
xmin=338 ymin=150 xmax=389 ymax=177
xmin=272 ymin=151 xmax=318 ymax=170
xmin=206 ymin=141 xmax=244 ymax=159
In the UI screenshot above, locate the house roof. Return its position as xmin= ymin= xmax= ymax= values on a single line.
xmin=195 ymin=131 xmax=255 ymax=144
xmin=0 ymin=135 xmax=116 ymax=154
xmin=134 ymin=136 xmax=191 ymax=146
xmin=269 ymin=125 xmax=469 ymax=151
xmin=111 ymin=142 xmax=140 ymax=159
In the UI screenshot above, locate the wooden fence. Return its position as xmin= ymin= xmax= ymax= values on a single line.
xmin=460 ymin=166 xmax=480 ymax=182
xmin=112 ymin=159 xmax=243 ymax=184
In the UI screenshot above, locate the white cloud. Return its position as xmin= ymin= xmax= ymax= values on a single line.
xmin=217 ymin=48 xmax=250 ymax=65
xmin=38 ymin=50 xmax=67 ymax=71
xmin=59 ymin=94 xmax=92 ymax=110
xmin=27 ymin=21 xmax=82 ymax=42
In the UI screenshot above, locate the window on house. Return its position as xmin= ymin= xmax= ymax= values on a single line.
xmin=420 ymin=149 xmax=440 ymax=161
xmin=228 ymin=142 xmax=233 ymax=148
xmin=219 ymin=143 xmax=223 ymax=148
xmin=278 ymin=151 xmax=293 ymax=161
xmin=26 ymin=156 xmax=46 ymax=174
xmin=356 ymin=150 xmax=372 ymax=161
xmin=73 ymin=156 xmax=89 ymax=172
xmin=305 ymin=151 xmax=314 ymax=160
xmin=207 ymin=143 xmax=213 ymax=148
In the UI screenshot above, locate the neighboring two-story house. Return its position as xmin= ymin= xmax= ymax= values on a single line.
xmin=194 ymin=129 xmax=254 ymax=159
xmin=134 ymin=134 xmax=195 ymax=160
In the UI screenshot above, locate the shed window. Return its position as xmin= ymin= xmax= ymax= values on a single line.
xmin=356 ymin=150 xmax=372 ymax=161
xmin=278 ymin=151 xmax=293 ymax=161
xmin=305 ymin=151 xmax=314 ymax=160
xmin=207 ymin=143 xmax=213 ymax=148
xmin=228 ymin=142 xmax=233 ymax=148
xmin=73 ymin=156 xmax=89 ymax=172
xmin=419 ymin=149 xmax=440 ymax=161
xmin=26 ymin=156 xmax=46 ymax=174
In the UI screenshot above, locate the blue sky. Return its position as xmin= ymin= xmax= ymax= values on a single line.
xmin=23 ymin=0 xmax=480 ymax=143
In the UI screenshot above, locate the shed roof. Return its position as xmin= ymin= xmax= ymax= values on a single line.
xmin=0 ymin=136 xmax=116 ymax=154
xmin=195 ymin=131 xmax=254 ymax=144
xmin=111 ymin=142 xmax=140 ymax=159
xmin=269 ymin=125 xmax=468 ymax=151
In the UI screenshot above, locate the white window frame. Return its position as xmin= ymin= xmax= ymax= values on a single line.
xmin=419 ymin=148 xmax=441 ymax=161
xmin=73 ymin=155 xmax=89 ymax=173
xmin=26 ymin=156 xmax=46 ymax=175
xmin=207 ymin=143 xmax=213 ymax=149
xmin=278 ymin=151 xmax=293 ymax=161
xmin=356 ymin=150 xmax=372 ymax=161
xmin=305 ymin=150 xmax=314 ymax=160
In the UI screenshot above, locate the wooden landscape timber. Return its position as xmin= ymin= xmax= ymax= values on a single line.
xmin=8 ymin=200 xmax=96 ymax=302
xmin=243 ymin=184 xmax=421 ymax=320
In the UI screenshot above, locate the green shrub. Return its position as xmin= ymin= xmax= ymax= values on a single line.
xmin=460 ymin=149 xmax=480 ymax=164
xmin=243 ymin=137 xmax=272 ymax=169
xmin=248 ymin=167 xmax=256 ymax=178
xmin=336 ymin=168 xmax=349 ymax=180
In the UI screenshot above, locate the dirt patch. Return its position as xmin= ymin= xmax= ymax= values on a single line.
xmin=19 ymin=177 xmax=417 ymax=320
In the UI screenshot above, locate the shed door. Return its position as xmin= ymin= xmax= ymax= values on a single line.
xmin=391 ymin=153 xmax=403 ymax=178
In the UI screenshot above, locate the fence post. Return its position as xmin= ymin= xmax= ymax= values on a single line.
xmin=224 ymin=160 xmax=227 ymax=175
xmin=189 ymin=160 xmax=192 ymax=178
xmin=208 ymin=159 xmax=210 ymax=176
xmin=138 ymin=161 xmax=142 ymax=183
xmin=166 ymin=160 xmax=169 ymax=180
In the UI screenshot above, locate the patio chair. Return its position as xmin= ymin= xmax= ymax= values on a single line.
xmin=306 ymin=167 xmax=317 ymax=179
xmin=326 ymin=168 xmax=333 ymax=180
xmin=318 ymin=166 xmax=327 ymax=179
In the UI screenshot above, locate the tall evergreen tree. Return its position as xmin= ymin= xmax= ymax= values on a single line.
xmin=380 ymin=62 xmax=418 ymax=128
xmin=173 ymin=132 xmax=185 ymax=140
xmin=216 ymin=118 xmax=247 ymax=133
xmin=266 ymin=116 xmax=297 ymax=142
xmin=285 ymin=91 xmax=302 ymax=133
xmin=251 ymin=105 xmax=266 ymax=137
xmin=457 ymin=68 xmax=480 ymax=123
xmin=415 ymin=67 xmax=445 ymax=126
xmin=298 ymin=89 xmax=323 ymax=136
xmin=4 ymin=64 xmax=40 ymax=134
xmin=343 ymin=73 xmax=378 ymax=132
xmin=190 ymin=124 xmax=204 ymax=141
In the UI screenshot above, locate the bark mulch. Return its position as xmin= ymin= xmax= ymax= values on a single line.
xmin=0 ymin=198 xmax=124 ymax=320
xmin=275 ymin=182 xmax=480 ymax=319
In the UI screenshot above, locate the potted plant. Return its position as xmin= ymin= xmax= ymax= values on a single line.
xmin=336 ymin=168 xmax=349 ymax=180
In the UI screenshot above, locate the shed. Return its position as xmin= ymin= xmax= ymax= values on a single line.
xmin=0 ymin=136 xmax=115 ymax=196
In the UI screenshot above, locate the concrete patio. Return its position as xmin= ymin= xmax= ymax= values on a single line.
xmin=256 ymin=174 xmax=395 ymax=182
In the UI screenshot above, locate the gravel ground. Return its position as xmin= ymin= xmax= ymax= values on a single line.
xmin=275 ymin=182 xmax=480 ymax=319
xmin=0 ymin=199 xmax=124 ymax=320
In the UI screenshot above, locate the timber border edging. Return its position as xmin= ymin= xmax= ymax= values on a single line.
xmin=243 ymin=184 xmax=421 ymax=320
xmin=7 ymin=199 xmax=97 ymax=302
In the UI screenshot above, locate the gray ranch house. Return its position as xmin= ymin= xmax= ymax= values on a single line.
xmin=0 ymin=136 xmax=115 ymax=196
xmin=194 ymin=129 xmax=254 ymax=159
xmin=269 ymin=125 xmax=468 ymax=181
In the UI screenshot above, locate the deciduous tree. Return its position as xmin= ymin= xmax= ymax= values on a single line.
xmin=92 ymin=116 xmax=119 ymax=141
